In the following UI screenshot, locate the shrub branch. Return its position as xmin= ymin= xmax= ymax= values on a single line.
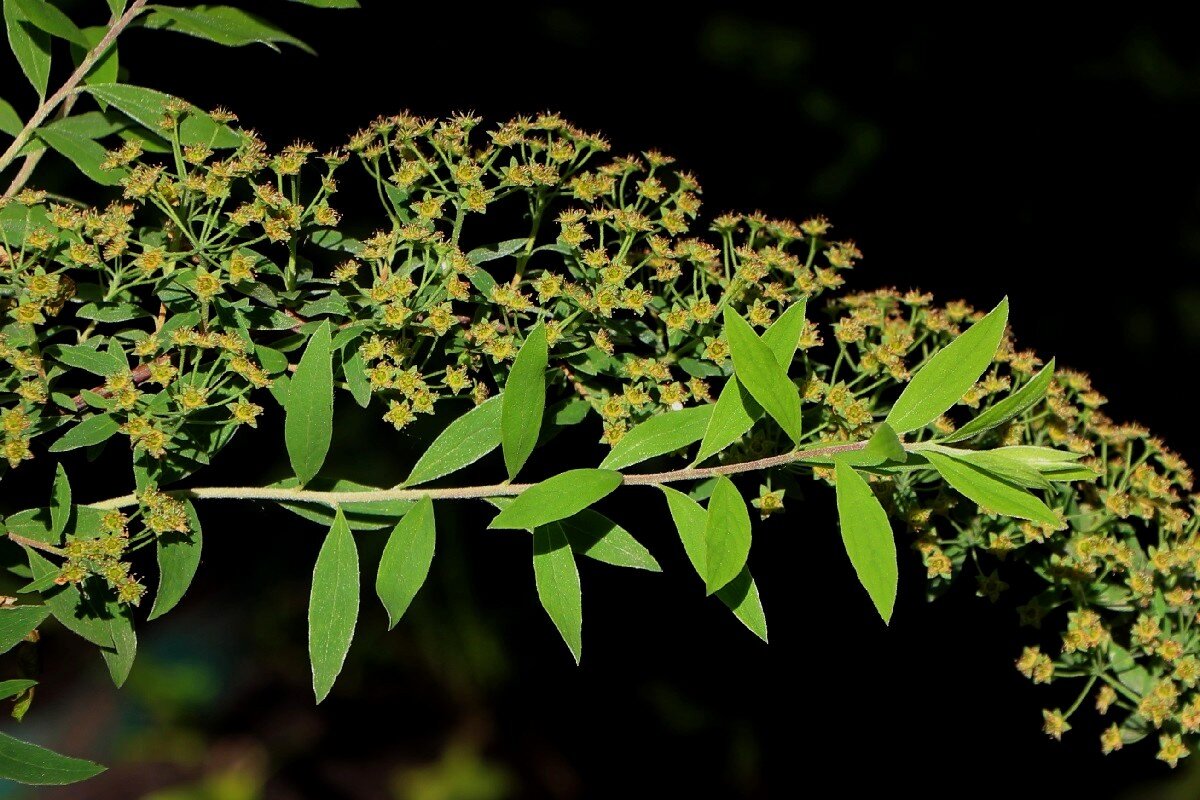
xmin=75 ymin=439 xmax=876 ymax=512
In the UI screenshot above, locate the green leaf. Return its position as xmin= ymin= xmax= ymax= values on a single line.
xmin=943 ymin=359 xmax=1056 ymax=442
xmin=72 ymin=25 xmax=119 ymax=85
xmin=599 ymin=405 xmax=712 ymax=471
xmin=53 ymin=343 xmax=123 ymax=375
xmin=830 ymin=423 xmax=906 ymax=468
xmin=376 ymin=496 xmax=435 ymax=629
xmin=84 ymin=84 xmax=241 ymax=147
xmin=12 ymin=0 xmax=86 ymax=46
xmin=660 ymin=487 xmax=766 ymax=640
xmin=489 ymin=469 xmax=622 ymax=530
xmin=48 ymin=413 xmax=118 ymax=453
xmin=758 ymin=298 xmax=808 ymax=363
xmin=107 ymin=0 xmax=126 ymax=15
xmin=834 ymin=461 xmax=898 ymax=623
xmin=501 ymin=322 xmax=548 ymax=479
xmin=99 ymin=602 xmax=136 ymax=688
xmin=285 ymin=321 xmax=333 ymax=486
xmin=703 ymin=476 xmax=752 ymax=595
xmin=27 ymin=553 xmax=136 ymax=682
xmin=723 ymin=308 xmax=802 ymax=445
xmin=0 ymin=605 xmax=50 ymax=653
xmin=533 ymin=523 xmax=582 ymax=664
xmin=923 ymin=449 xmax=1059 ymax=525
xmin=0 ymin=679 xmax=35 ymax=700
xmin=0 ymin=97 xmax=21 ymax=136
xmin=405 ymin=395 xmax=502 ymax=486
xmin=342 ymin=350 xmax=370 ymax=408
xmin=662 ymin=486 xmax=708 ymax=579
xmin=885 ymin=297 xmax=1009 ymax=433
xmin=4 ymin=0 xmax=52 ymax=98
xmin=0 ymin=731 xmax=105 ymax=785
xmin=694 ymin=378 xmax=761 ymax=465
xmin=148 ymin=500 xmax=202 ymax=621
xmin=36 ymin=124 xmax=124 ymax=185
xmin=559 ymin=510 xmax=660 ymax=571
xmin=143 ymin=5 xmax=314 ymax=54
xmin=468 ymin=237 xmax=527 ymax=265
xmin=715 ymin=567 xmax=768 ymax=642
xmin=309 ymin=508 xmax=359 ymax=703
xmin=927 ymin=445 xmax=1050 ymax=490
xmin=49 ymin=464 xmax=71 ymax=538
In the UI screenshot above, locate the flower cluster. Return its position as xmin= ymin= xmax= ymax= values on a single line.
xmin=2 ymin=110 xmax=1195 ymax=765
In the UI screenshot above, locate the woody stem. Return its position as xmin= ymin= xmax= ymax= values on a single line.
xmin=81 ymin=439 xmax=878 ymax=511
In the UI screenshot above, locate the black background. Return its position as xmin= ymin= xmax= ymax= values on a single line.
xmin=5 ymin=5 xmax=1200 ymax=798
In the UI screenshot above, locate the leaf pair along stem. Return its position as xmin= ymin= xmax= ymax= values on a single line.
xmin=72 ymin=437 xmax=880 ymax=515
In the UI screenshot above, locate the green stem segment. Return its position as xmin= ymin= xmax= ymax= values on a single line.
xmin=82 ymin=439 xmax=877 ymax=512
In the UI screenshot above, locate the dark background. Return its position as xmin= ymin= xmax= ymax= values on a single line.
xmin=5 ymin=4 xmax=1200 ymax=798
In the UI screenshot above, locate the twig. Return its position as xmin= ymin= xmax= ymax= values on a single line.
xmin=6 ymin=532 xmax=65 ymax=556
xmin=82 ymin=439 xmax=876 ymax=512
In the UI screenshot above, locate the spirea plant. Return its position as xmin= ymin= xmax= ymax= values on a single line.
xmin=1 ymin=0 xmax=1197 ymax=788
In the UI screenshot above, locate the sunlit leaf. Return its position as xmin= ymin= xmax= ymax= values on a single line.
xmin=885 ymin=298 xmax=1009 ymax=433
xmin=285 ymin=321 xmax=333 ymax=486
xmin=834 ymin=461 xmax=897 ymax=623
xmin=309 ymin=508 xmax=359 ymax=703
xmin=376 ymin=497 xmax=435 ymax=629
xmin=490 ymin=469 xmax=622 ymax=530
xmin=500 ymin=322 xmax=547 ymax=479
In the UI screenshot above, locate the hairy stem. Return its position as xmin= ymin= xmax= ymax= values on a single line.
xmin=83 ymin=439 xmax=877 ymax=512
xmin=0 ymin=0 xmax=149 ymax=196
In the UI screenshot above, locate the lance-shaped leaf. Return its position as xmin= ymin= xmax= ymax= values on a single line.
xmin=48 ymin=413 xmax=119 ymax=452
xmin=142 ymin=5 xmax=314 ymax=53
xmin=759 ymin=298 xmax=808 ymax=359
xmin=405 ymin=395 xmax=502 ymax=486
xmin=490 ymin=469 xmax=622 ymax=530
xmin=703 ymin=476 xmax=753 ymax=595
xmin=826 ymin=423 xmax=907 ymax=468
xmin=694 ymin=379 xmax=762 ymax=465
xmin=376 ymin=496 xmax=435 ymax=629
xmin=148 ymin=500 xmax=203 ymax=621
xmin=723 ymin=308 xmax=802 ymax=445
xmin=50 ymin=464 xmax=71 ymax=538
xmin=599 ymin=405 xmax=713 ymax=470
xmin=661 ymin=487 xmax=767 ymax=640
xmin=885 ymin=297 xmax=1009 ymax=433
xmin=37 ymin=124 xmax=124 ymax=186
xmin=84 ymin=84 xmax=241 ymax=147
xmin=100 ymin=603 xmax=137 ymax=688
xmin=342 ymin=350 xmax=371 ymax=407
xmin=559 ymin=510 xmax=660 ymax=572
xmin=286 ymin=321 xmax=333 ymax=486
xmin=533 ymin=522 xmax=582 ymax=664
xmin=0 ymin=97 xmax=21 ymax=135
xmin=942 ymin=359 xmax=1056 ymax=442
xmin=834 ymin=461 xmax=898 ymax=623
xmin=923 ymin=449 xmax=1059 ymax=525
xmin=0 ymin=679 xmax=35 ymax=700
xmin=501 ymin=322 xmax=547 ymax=479
xmin=0 ymin=605 xmax=50 ymax=653
xmin=0 ymin=732 xmax=105 ymax=785
xmin=4 ymin=0 xmax=51 ymax=98
xmin=53 ymin=343 xmax=124 ymax=375
xmin=309 ymin=508 xmax=359 ymax=703
xmin=694 ymin=301 xmax=806 ymax=465
xmin=11 ymin=0 xmax=87 ymax=46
